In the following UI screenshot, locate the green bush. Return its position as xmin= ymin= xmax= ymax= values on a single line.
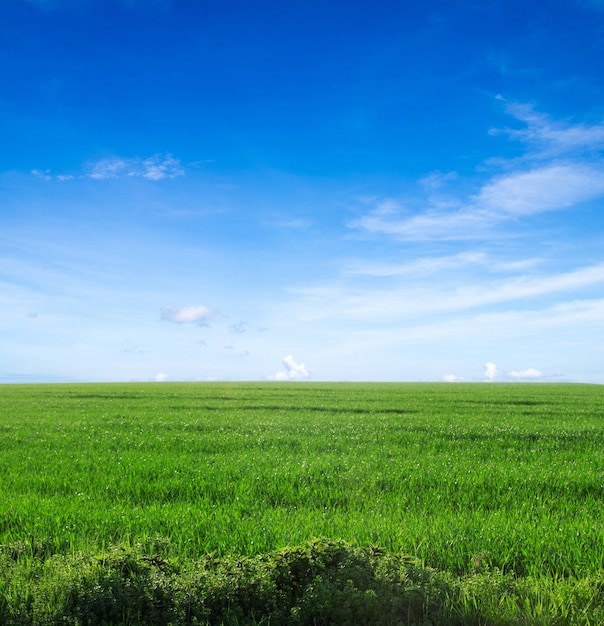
xmin=0 ymin=538 xmax=451 ymax=625
xmin=2 ymin=537 xmax=604 ymax=625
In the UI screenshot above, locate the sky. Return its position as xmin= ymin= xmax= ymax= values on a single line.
xmin=2 ymin=0 xmax=604 ymax=384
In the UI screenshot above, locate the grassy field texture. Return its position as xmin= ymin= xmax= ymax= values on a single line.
xmin=1 ymin=382 xmax=604 ymax=624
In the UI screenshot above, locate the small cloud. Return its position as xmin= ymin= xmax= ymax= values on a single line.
xmin=269 ymin=355 xmax=310 ymax=381
xmin=483 ymin=363 xmax=544 ymax=381
xmin=88 ymin=158 xmax=128 ymax=180
xmin=31 ymin=169 xmax=52 ymax=180
xmin=484 ymin=362 xmax=498 ymax=381
xmin=26 ymin=312 xmax=39 ymax=319
xmin=419 ymin=170 xmax=458 ymax=191
xmin=508 ymin=368 xmax=543 ymax=379
xmin=88 ymin=154 xmax=184 ymax=181
xmin=31 ymin=154 xmax=184 ymax=182
xmin=155 ymin=373 xmax=168 ymax=382
xmin=161 ymin=305 xmax=222 ymax=327
xmin=443 ymin=374 xmax=462 ymax=382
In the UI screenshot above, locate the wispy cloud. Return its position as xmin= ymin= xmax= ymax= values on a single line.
xmin=351 ymin=163 xmax=604 ymax=240
xmin=476 ymin=163 xmax=604 ymax=216
xmin=31 ymin=153 xmax=184 ymax=182
xmin=341 ymin=251 xmax=535 ymax=278
xmin=350 ymin=102 xmax=604 ymax=241
xmin=492 ymin=100 xmax=604 ymax=158
xmin=229 ymin=322 xmax=248 ymax=334
xmin=161 ymin=305 xmax=223 ymax=326
xmin=87 ymin=154 xmax=184 ymax=180
xmin=31 ymin=169 xmax=74 ymax=181
xmin=344 ymin=253 xmax=544 ymax=278
xmin=288 ymin=262 xmax=604 ymax=322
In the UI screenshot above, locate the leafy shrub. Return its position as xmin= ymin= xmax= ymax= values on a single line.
xmin=0 ymin=538 xmax=451 ymax=625
xmin=2 ymin=537 xmax=604 ymax=625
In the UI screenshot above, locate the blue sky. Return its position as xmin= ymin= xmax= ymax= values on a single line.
xmin=2 ymin=0 xmax=604 ymax=383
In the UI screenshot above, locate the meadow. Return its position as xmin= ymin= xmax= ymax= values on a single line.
xmin=1 ymin=382 xmax=603 ymax=624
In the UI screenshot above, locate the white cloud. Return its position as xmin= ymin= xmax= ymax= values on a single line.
xmin=475 ymin=164 xmax=604 ymax=217
xmin=350 ymin=204 xmax=486 ymax=241
xmin=449 ymin=365 xmax=542 ymax=383
xmin=494 ymin=100 xmax=604 ymax=158
xmin=287 ymin=262 xmax=604 ymax=323
xmin=508 ymin=368 xmax=543 ymax=379
xmin=351 ymin=162 xmax=604 ymax=241
xmin=419 ymin=170 xmax=459 ymax=190
xmin=88 ymin=154 xmax=184 ymax=180
xmin=88 ymin=158 xmax=128 ymax=180
xmin=343 ymin=252 xmax=544 ymax=280
xmin=343 ymin=252 xmax=489 ymax=277
xmin=155 ymin=372 xmax=168 ymax=382
xmin=269 ymin=355 xmax=310 ymax=381
xmin=484 ymin=362 xmax=498 ymax=381
xmin=483 ymin=363 xmax=546 ymax=382
xmin=313 ymin=298 xmax=604 ymax=353
xmin=161 ymin=305 xmax=222 ymax=326
xmin=350 ymin=102 xmax=604 ymax=241
xmin=31 ymin=154 xmax=185 ymax=182
xmin=31 ymin=169 xmax=53 ymax=180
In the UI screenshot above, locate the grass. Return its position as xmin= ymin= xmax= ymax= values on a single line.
xmin=1 ymin=381 xmax=603 ymax=623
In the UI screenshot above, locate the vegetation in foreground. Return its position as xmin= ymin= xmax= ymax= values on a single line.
xmin=1 ymin=382 xmax=603 ymax=623
xmin=2 ymin=536 xmax=604 ymax=625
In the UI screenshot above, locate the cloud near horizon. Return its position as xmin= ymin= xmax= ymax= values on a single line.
xmin=483 ymin=362 xmax=544 ymax=382
xmin=269 ymin=355 xmax=310 ymax=381
xmin=444 ymin=363 xmax=546 ymax=382
xmin=509 ymin=368 xmax=544 ymax=380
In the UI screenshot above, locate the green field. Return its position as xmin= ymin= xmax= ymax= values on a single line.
xmin=1 ymin=382 xmax=604 ymax=624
